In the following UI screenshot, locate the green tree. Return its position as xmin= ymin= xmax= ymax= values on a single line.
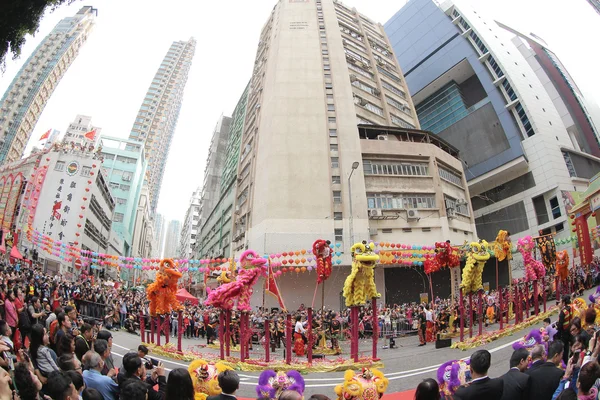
xmin=0 ymin=0 xmax=77 ymax=73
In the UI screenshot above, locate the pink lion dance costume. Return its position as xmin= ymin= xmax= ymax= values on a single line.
xmin=256 ymin=370 xmax=305 ymax=400
xmin=313 ymin=239 xmax=332 ymax=284
xmin=517 ymin=236 xmax=546 ymax=281
xmin=437 ymin=360 xmax=471 ymax=396
xmin=205 ymin=250 xmax=267 ymax=312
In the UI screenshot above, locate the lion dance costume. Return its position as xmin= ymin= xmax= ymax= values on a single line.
xmin=461 ymin=241 xmax=490 ymax=293
xmin=343 ymin=241 xmax=380 ymax=307
xmin=435 ymin=240 xmax=460 ymax=268
xmin=188 ymin=359 xmax=233 ymax=400
xmin=493 ymin=230 xmax=512 ymax=262
xmin=335 ymin=368 xmax=388 ymax=400
xmin=205 ymin=250 xmax=267 ymax=312
xmin=146 ymin=259 xmax=183 ymax=316
xmin=556 ymin=250 xmax=569 ymax=282
xmin=313 ymin=239 xmax=333 ymax=284
xmin=517 ymin=236 xmax=546 ymax=281
xmin=437 ymin=360 xmax=471 ymax=396
xmin=256 ymin=370 xmax=305 ymax=400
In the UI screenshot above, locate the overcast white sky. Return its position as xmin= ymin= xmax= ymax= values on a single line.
xmin=0 ymin=0 xmax=598 ymax=223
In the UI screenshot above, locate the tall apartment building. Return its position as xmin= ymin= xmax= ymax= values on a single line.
xmin=99 ymin=136 xmax=147 ymax=256
xmin=152 ymin=213 xmax=166 ymax=258
xmin=199 ymin=116 xmax=232 ymax=224
xmin=0 ymin=7 xmax=97 ymax=165
xmin=128 ymin=39 xmax=196 ymax=215
xmin=163 ymin=219 xmax=181 ymax=258
xmin=179 ymin=187 xmax=201 ymax=259
xmin=219 ymin=0 xmax=475 ymax=308
xmin=385 ymin=0 xmax=600 ymax=242
xmin=588 ymin=0 xmax=600 ymax=15
xmin=195 ymin=86 xmax=249 ymax=261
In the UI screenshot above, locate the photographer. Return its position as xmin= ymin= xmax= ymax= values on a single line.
xmin=120 ymin=352 xmax=166 ymax=400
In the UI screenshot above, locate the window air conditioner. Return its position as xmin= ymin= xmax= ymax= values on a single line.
xmin=407 ymin=209 xmax=420 ymax=220
xmin=369 ymin=209 xmax=383 ymax=218
xmin=377 ymin=134 xmax=388 ymax=140
xmin=446 ymin=208 xmax=456 ymax=219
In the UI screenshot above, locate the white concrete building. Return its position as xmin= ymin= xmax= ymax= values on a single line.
xmin=179 ymin=187 xmax=201 ymax=259
xmin=163 ymin=219 xmax=181 ymax=259
xmin=63 ymin=115 xmax=101 ymax=147
xmin=0 ymin=7 xmax=97 ymax=165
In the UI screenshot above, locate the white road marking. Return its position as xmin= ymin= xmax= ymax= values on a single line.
xmin=112 ymin=334 xmax=525 ymax=387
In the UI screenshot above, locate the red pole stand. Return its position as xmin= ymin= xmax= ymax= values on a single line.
xmin=534 ymin=280 xmax=539 ymax=316
xmin=351 ymin=306 xmax=359 ymax=362
xmin=177 ymin=311 xmax=183 ymax=353
xmin=499 ymin=286 xmax=503 ymax=330
xmin=285 ymin=314 xmax=292 ymax=365
xmin=225 ymin=310 xmax=231 ymax=357
xmin=265 ymin=318 xmax=271 ymax=363
xmin=140 ymin=312 xmax=145 ymax=343
xmin=150 ymin=317 xmax=155 ymax=344
xmin=307 ymin=308 xmax=313 ymax=364
xmin=542 ymin=277 xmax=547 ymax=313
xmin=459 ymin=289 xmax=464 ymax=342
xmin=245 ymin=313 xmax=251 ymax=360
xmin=372 ymin=297 xmax=378 ymax=361
xmin=469 ymin=293 xmax=473 ymax=338
xmin=478 ymin=291 xmax=483 ymax=336
xmin=156 ymin=317 xmax=161 ymax=347
xmin=515 ymin=287 xmax=520 ymax=324
xmin=219 ymin=311 xmax=225 ymax=360
xmin=165 ymin=316 xmax=170 ymax=344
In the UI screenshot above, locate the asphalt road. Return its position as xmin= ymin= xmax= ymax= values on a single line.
xmin=108 ymin=291 xmax=579 ymax=398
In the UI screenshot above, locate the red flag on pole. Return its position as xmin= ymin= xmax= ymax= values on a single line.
xmin=265 ymin=262 xmax=286 ymax=311
xmin=39 ymin=129 xmax=51 ymax=141
xmin=84 ymin=129 xmax=97 ymax=140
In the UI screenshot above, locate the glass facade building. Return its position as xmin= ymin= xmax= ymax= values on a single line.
xmin=416 ymin=82 xmax=469 ymax=134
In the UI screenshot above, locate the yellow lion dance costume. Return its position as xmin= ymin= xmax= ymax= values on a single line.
xmin=493 ymin=230 xmax=512 ymax=262
xmin=335 ymin=368 xmax=388 ymax=400
xmin=146 ymin=259 xmax=183 ymax=316
xmin=461 ymin=241 xmax=490 ymax=294
xmin=343 ymin=241 xmax=380 ymax=307
xmin=188 ymin=359 xmax=233 ymax=400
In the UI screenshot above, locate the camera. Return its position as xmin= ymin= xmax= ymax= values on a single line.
xmin=143 ymin=356 xmax=158 ymax=370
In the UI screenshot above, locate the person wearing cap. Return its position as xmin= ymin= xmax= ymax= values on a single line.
xmin=557 ymin=295 xmax=572 ymax=365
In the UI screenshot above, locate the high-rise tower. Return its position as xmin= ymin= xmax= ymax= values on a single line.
xmin=0 ymin=6 xmax=97 ymax=165
xmin=128 ymin=38 xmax=196 ymax=215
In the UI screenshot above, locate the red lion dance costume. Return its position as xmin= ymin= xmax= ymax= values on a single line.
xmin=435 ymin=241 xmax=460 ymax=268
xmin=313 ymin=239 xmax=332 ymax=284
xmin=205 ymin=250 xmax=267 ymax=312
xmin=147 ymin=259 xmax=183 ymax=316
xmin=556 ymin=250 xmax=569 ymax=282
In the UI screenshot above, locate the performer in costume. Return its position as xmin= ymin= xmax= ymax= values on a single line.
xmin=206 ymin=312 xmax=218 ymax=345
xmin=334 ymin=368 xmax=388 ymax=400
xmin=256 ymin=370 xmax=305 ymax=400
xmin=425 ymin=305 xmax=435 ymax=343
xmin=330 ymin=313 xmax=342 ymax=352
xmin=417 ymin=305 xmax=427 ymax=346
xmin=293 ymin=315 xmax=306 ymax=356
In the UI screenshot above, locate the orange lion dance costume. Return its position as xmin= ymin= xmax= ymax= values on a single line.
xmin=147 ymin=259 xmax=183 ymax=316
xmin=313 ymin=239 xmax=332 ymax=284
xmin=556 ymin=250 xmax=569 ymax=281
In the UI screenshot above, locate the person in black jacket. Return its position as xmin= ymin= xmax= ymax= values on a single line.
xmin=500 ymin=348 xmax=531 ymax=400
xmin=120 ymin=352 xmax=166 ymax=400
xmin=557 ymin=296 xmax=572 ymax=365
xmin=454 ymin=349 xmax=503 ymax=400
xmin=206 ymin=370 xmax=240 ymax=400
xmin=525 ymin=342 xmax=564 ymax=400
xmin=74 ymin=323 xmax=93 ymax=361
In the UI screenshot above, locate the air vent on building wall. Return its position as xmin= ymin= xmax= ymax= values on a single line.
xmin=407 ymin=209 xmax=420 ymax=220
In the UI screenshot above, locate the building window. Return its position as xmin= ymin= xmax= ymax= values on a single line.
xmin=328 ymin=117 xmax=336 ymax=123
xmin=329 ymin=129 xmax=337 ymax=137
xmin=514 ymin=103 xmax=535 ymax=137
xmin=330 ymin=144 xmax=338 ymax=152
xmin=113 ymin=212 xmax=124 ymax=223
xmin=351 ymin=79 xmax=378 ymax=96
xmin=109 ymin=182 xmax=120 ymax=189
xmin=348 ymin=63 xmax=374 ymax=80
xmin=382 ymin=228 xmax=392 ymax=234
xmin=334 ymin=212 xmax=343 ymax=220
xmin=366 ymin=193 xmax=436 ymax=209
xmin=54 ymin=161 xmax=65 ymax=172
xmin=325 ymin=83 xmax=333 ymax=89
xmin=328 ymin=104 xmax=335 ymax=111
xmin=532 ymin=195 xmax=549 ymax=225
xmin=119 ymin=184 xmax=131 ymax=191
xmin=81 ymin=166 xmax=91 ymax=177
xmin=331 ymin=157 xmax=339 ymax=168
xmin=363 ymin=160 xmax=429 ymax=176
xmin=332 ymin=175 xmax=341 ymax=184
xmin=439 ymin=166 xmax=463 ymax=187
xmin=444 ymin=195 xmax=470 ymax=216
xmin=116 ymin=197 xmax=127 ymax=205
xmin=381 ymin=80 xmax=406 ymax=99
xmin=562 ymin=152 xmax=576 ymax=177
xmin=549 ymin=197 xmax=561 ymax=219
xmin=237 ymin=188 xmax=248 ymax=206
xmin=334 ymin=228 xmax=343 ymax=243
xmin=390 ymin=114 xmax=415 ymax=129
xmin=333 ymin=191 xmax=342 ymax=203
xmin=122 ymin=171 xmax=133 ymax=181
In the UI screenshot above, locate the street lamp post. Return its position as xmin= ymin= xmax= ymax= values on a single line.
xmin=348 ymin=161 xmax=360 ymax=245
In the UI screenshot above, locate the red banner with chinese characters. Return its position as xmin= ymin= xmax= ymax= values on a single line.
xmin=575 ymin=215 xmax=593 ymax=265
